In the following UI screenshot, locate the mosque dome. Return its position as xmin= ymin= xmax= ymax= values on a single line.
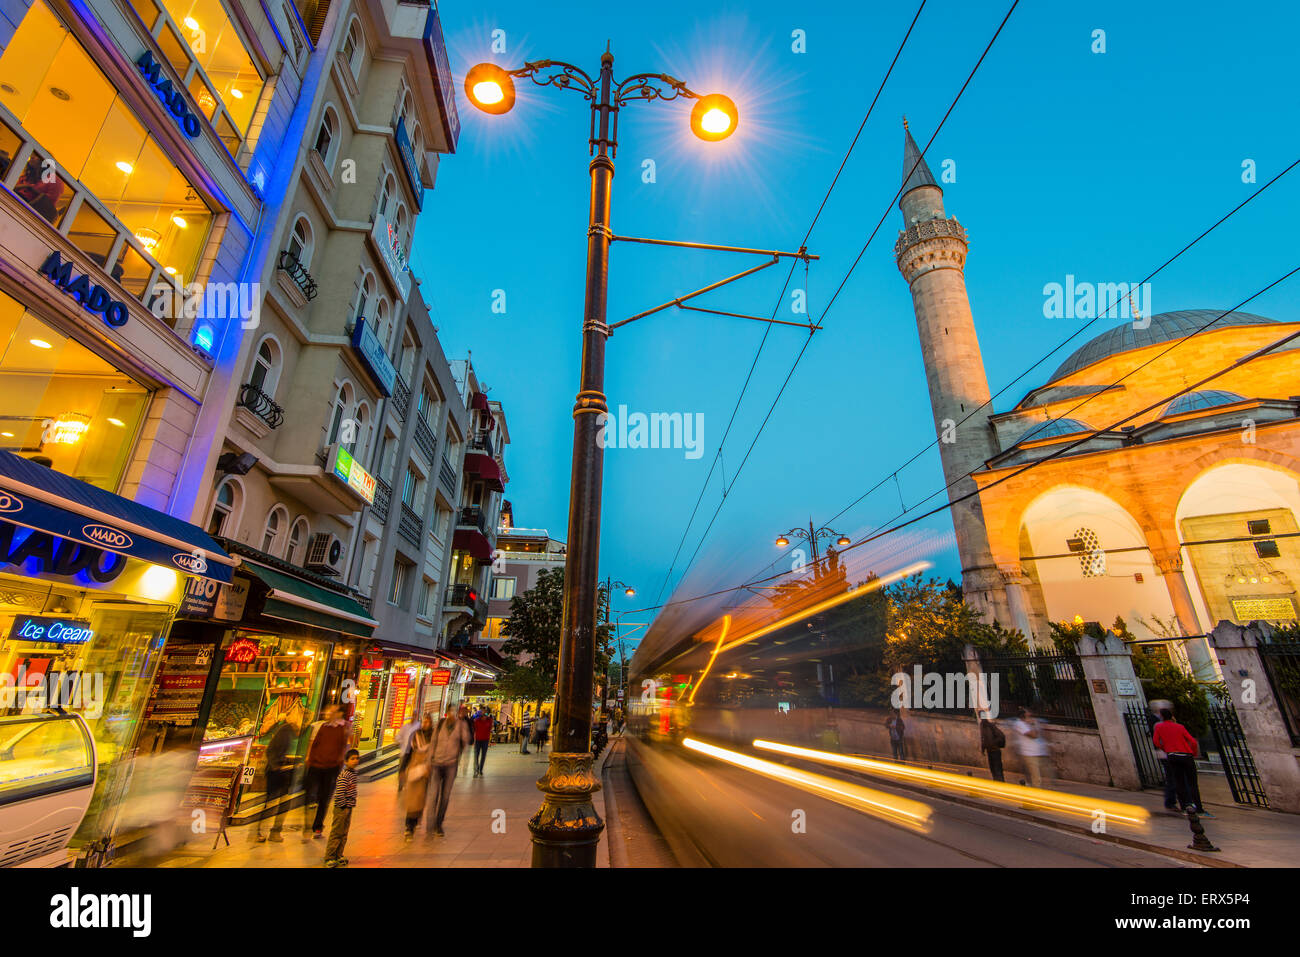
xmin=1162 ymin=390 xmax=1246 ymax=417
xmin=1015 ymin=417 xmax=1092 ymax=445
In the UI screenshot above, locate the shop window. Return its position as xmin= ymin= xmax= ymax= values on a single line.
xmin=111 ymin=242 xmax=154 ymax=300
xmin=66 ymin=202 xmax=118 ymax=270
xmin=157 ymin=0 xmax=265 ymax=147
xmin=0 ymin=289 xmax=150 ymax=490
xmin=0 ymin=1 xmax=214 ymax=282
xmin=207 ymin=478 xmax=238 ymax=536
xmin=0 ymin=117 xmax=22 ymax=179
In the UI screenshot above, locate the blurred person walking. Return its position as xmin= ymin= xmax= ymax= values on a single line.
xmin=471 ymin=707 xmax=493 ymax=776
xmin=429 ymin=706 xmax=472 ymax=836
xmin=258 ymin=718 xmax=297 ymax=842
xmin=402 ymin=714 xmax=435 ymax=839
xmin=304 ymin=705 xmax=349 ymax=839
xmin=324 ymin=749 xmax=360 ymax=867
xmin=1013 ymin=707 xmax=1049 ymax=788
xmin=1152 ymin=708 xmax=1207 ymax=815
xmin=979 ymin=715 xmax=1006 ymax=782
xmin=519 ymin=709 xmax=534 ymax=754
xmin=533 ymin=709 xmax=550 ymax=754
xmin=885 ymin=712 xmax=907 ymax=761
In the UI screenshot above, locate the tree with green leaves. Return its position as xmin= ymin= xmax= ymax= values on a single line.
xmin=499 ymin=566 xmax=613 ymax=704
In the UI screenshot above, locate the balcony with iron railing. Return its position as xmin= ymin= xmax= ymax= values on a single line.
xmin=398 ymin=501 xmax=422 ymax=547
xmin=445 ymin=582 xmax=487 ymax=621
xmin=391 ymin=375 xmax=410 ymax=420
xmin=278 ymin=249 xmax=319 ymax=300
xmin=439 ymin=455 xmax=457 ymax=491
xmin=237 ymin=382 xmax=285 ymax=429
xmin=468 ymin=429 xmax=497 ymax=456
xmin=372 ymin=477 xmax=392 ymax=523
xmin=413 ymin=415 xmax=437 ymax=462
xmin=457 ymin=505 xmax=489 ymax=536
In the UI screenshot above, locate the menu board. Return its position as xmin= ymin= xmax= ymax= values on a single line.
xmin=145 ymin=643 xmax=214 ymax=724
xmin=387 ymin=672 xmax=412 ymax=730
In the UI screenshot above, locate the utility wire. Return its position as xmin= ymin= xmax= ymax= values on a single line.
xmin=662 ymin=0 xmax=1021 ymax=598
xmin=650 ymin=0 xmax=931 ymax=607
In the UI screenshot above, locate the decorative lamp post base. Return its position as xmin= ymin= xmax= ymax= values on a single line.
xmin=528 ymin=751 xmax=605 ymax=867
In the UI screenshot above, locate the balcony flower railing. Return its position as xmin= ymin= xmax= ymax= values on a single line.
xmin=277 ymin=249 xmax=319 ymax=300
xmin=413 ymin=416 xmax=437 ymax=462
xmin=372 ymin=478 xmax=392 ymax=523
xmin=398 ymin=502 xmax=422 ymax=547
xmin=237 ymin=382 xmax=285 ymax=429
xmin=392 ymin=375 xmax=411 ymax=420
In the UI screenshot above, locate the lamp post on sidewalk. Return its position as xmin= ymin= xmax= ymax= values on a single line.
xmin=463 ymin=50 xmax=739 ymax=868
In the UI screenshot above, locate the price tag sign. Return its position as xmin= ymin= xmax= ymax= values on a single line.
xmin=242 ymin=765 xmax=256 ymax=783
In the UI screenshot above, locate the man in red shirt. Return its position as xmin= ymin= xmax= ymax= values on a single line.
xmin=471 ymin=708 xmax=494 ymax=777
xmin=1152 ymin=708 xmax=1202 ymax=813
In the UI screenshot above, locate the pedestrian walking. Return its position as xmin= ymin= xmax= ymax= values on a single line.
xmin=1152 ymin=708 xmax=1206 ymax=815
xmin=324 ymin=749 xmax=360 ymax=867
xmin=471 ymin=707 xmax=493 ymax=776
xmin=257 ymin=717 xmax=297 ymax=842
xmin=519 ymin=709 xmax=534 ymax=753
xmin=533 ymin=710 xmax=550 ymax=753
xmin=979 ymin=715 xmax=1006 ymax=782
xmin=429 ymin=706 xmax=472 ymax=836
xmin=1013 ymin=707 xmax=1049 ymax=788
xmin=303 ymin=705 xmax=350 ymax=839
xmin=885 ymin=712 xmax=907 ymax=761
xmin=402 ymin=714 xmax=435 ymax=839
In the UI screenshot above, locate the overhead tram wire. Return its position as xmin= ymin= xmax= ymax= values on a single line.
xmin=662 ymin=0 xmax=1022 ymax=598
xmin=622 ymin=268 xmax=1300 ymax=622
xmin=650 ymin=0 xmax=932 ymax=608
xmin=820 ymin=155 xmax=1300 ymax=529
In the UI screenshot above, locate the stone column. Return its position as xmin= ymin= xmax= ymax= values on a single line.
xmin=997 ymin=564 xmax=1038 ymax=648
xmin=1075 ymin=632 xmax=1146 ymax=789
xmin=1209 ymin=620 xmax=1300 ymax=812
xmin=1151 ymin=551 xmax=1219 ymax=680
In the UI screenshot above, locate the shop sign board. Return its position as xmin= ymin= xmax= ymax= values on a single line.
xmin=394 ymin=118 xmax=424 ymax=209
xmin=224 ymin=637 xmax=260 ymax=663
xmin=350 ymin=319 xmax=396 ymax=396
xmin=370 ymin=212 xmax=412 ymax=302
xmin=38 ymin=251 xmax=130 ymax=329
xmin=0 ymin=499 xmax=231 ymax=584
xmin=10 ymin=615 xmax=93 ymax=645
xmin=136 ymin=49 xmax=202 ymax=137
xmin=331 ymin=446 xmax=376 ymax=505
xmin=388 ymin=672 xmax=412 ymax=729
xmin=429 ymin=668 xmax=451 ymax=687
xmin=180 ymin=574 xmax=251 ymax=620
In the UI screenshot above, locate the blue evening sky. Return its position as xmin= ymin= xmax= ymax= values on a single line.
xmin=414 ymin=0 xmax=1300 ymax=631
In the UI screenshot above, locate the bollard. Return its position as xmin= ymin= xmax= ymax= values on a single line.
xmin=1186 ymin=810 xmax=1220 ymax=852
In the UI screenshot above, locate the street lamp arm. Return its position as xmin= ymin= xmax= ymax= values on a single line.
xmin=613 ymin=72 xmax=698 ymax=106
xmin=511 ymin=59 xmax=598 ymax=100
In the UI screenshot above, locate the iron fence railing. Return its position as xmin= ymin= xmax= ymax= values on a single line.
xmin=391 ymin=375 xmax=410 ymax=421
xmin=372 ymin=478 xmax=392 ymax=524
xmin=237 ymin=382 xmax=285 ymax=429
xmin=439 ymin=456 xmax=457 ymax=491
xmin=413 ymin=416 xmax=437 ymax=462
xmin=458 ymin=505 xmax=488 ymax=535
xmin=277 ymin=249 xmax=318 ymax=300
xmin=398 ymin=502 xmax=422 ymax=547
xmin=976 ymin=650 xmax=1097 ymax=728
xmin=1258 ymin=639 xmax=1300 ymax=745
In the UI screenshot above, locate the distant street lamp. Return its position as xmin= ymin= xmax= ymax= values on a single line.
xmin=464 ymin=48 xmax=737 ymax=868
xmin=775 ymin=519 xmax=851 ymax=564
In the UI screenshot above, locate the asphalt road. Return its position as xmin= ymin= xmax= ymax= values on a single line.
xmin=627 ymin=737 xmax=1194 ymax=868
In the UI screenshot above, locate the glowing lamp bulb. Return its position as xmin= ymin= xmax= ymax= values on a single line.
xmin=690 ymin=93 xmax=738 ymax=142
xmin=776 ymin=536 xmax=790 ymax=548
xmin=472 ymin=80 xmax=504 ymax=105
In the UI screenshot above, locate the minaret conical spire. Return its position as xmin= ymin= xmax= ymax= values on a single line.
xmin=901 ymin=118 xmax=938 ymax=200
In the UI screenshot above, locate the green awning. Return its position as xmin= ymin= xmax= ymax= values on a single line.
xmin=242 ymin=561 xmax=377 ymax=639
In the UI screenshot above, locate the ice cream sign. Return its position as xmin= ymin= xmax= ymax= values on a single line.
xmin=11 ymin=615 xmax=94 ymax=645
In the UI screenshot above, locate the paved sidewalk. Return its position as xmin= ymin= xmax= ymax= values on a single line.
xmin=832 ymin=752 xmax=1300 ymax=868
xmin=122 ymin=745 xmax=609 ymax=868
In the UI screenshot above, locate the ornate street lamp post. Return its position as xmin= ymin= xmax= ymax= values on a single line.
xmin=776 ymin=519 xmax=852 ymax=565
xmin=464 ymin=50 xmax=737 ymax=868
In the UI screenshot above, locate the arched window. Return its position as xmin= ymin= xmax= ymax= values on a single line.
xmin=288 ymin=517 xmax=311 ymax=565
xmin=262 ymin=505 xmax=289 ymax=556
xmin=328 ymin=381 xmax=355 ymax=445
xmin=207 ymin=478 xmax=241 ymax=537
xmin=355 ymin=272 xmax=376 ymax=321
xmin=378 ymin=173 xmax=394 ymax=218
xmin=375 ymin=298 xmax=390 ymax=350
xmin=352 ymin=401 xmax=371 ymax=458
xmin=248 ymin=336 xmax=282 ymax=396
xmin=342 ymin=19 xmax=363 ymax=77
xmin=313 ymin=107 xmax=339 ymax=168
xmin=287 ymin=216 xmax=313 ymax=269
xmin=395 ymin=205 xmax=409 ymax=254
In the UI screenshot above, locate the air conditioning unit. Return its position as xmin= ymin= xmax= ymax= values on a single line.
xmin=305 ymin=532 xmax=345 ymax=575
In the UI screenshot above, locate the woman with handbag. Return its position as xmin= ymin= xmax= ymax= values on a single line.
xmin=402 ymin=714 xmax=435 ymax=840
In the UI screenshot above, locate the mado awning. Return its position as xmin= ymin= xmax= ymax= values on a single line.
xmin=0 ymin=449 xmax=234 ymax=582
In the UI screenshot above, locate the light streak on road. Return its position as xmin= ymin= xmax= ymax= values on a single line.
xmin=752 ymin=739 xmax=1150 ymax=830
xmin=682 ymin=737 xmax=933 ymax=833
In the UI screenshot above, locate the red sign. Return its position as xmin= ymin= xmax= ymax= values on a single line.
xmin=224 ymin=637 xmax=260 ymax=663
xmin=360 ymin=656 xmax=384 ymax=670
xmin=387 ymin=672 xmax=412 ymax=730
xmin=429 ymin=668 xmax=452 ymax=687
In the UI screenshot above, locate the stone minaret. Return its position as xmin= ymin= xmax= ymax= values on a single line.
xmin=893 ymin=121 xmax=1014 ymax=629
